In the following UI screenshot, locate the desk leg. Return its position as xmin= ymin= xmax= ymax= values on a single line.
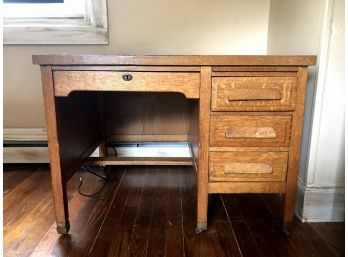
xmin=196 ymin=172 xmax=208 ymax=232
xmin=51 ymin=170 xmax=70 ymax=234
xmin=41 ymin=66 xmax=70 ymax=234
xmin=196 ymin=66 xmax=212 ymax=232
xmin=281 ymin=67 xmax=308 ymax=235
xmin=99 ymin=140 xmax=107 ymax=157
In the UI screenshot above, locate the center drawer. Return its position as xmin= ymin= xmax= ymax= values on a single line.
xmin=53 ymin=71 xmax=200 ymax=99
xmin=210 ymin=115 xmax=292 ymax=147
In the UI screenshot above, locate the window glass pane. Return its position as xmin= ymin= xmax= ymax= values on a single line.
xmin=4 ymin=0 xmax=64 ymax=3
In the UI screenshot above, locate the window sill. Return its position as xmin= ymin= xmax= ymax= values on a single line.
xmin=3 ymin=0 xmax=108 ymax=45
xmin=4 ymin=19 xmax=108 ymax=45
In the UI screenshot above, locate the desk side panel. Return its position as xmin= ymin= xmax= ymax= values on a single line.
xmin=188 ymin=100 xmax=199 ymax=171
xmin=55 ymin=92 xmax=102 ymax=182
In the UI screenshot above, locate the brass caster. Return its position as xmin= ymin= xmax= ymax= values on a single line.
xmin=56 ymin=221 xmax=70 ymax=234
xmin=281 ymin=221 xmax=292 ymax=236
xmin=282 ymin=228 xmax=290 ymax=236
xmin=196 ymin=221 xmax=207 ymax=234
xmin=195 ymin=228 xmax=203 ymax=234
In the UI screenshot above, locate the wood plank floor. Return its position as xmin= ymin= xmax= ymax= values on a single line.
xmin=3 ymin=164 xmax=345 ymax=257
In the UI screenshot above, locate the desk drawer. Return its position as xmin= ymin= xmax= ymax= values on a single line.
xmin=210 ymin=115 xmax=292 ymax=147
xmin=211 ymin=77 xmax=297 ymax=111
xmin=53 ymin=71 xmax=200 ymax=99
xmin=209 ymin=151 xmax=288 ymax=182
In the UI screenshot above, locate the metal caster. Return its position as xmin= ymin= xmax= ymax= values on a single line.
xmin=282 ymin=228 xmax=290 ymax=236
xmin=56 ymin=221 xmax=70 ymax=234
xmin=196 ymin=221 xmax=207 ymax=234
xmin=195 ymin=228 xmax=203 ymax=234
xmin=281 ymin=221 xmax=292 ymax=236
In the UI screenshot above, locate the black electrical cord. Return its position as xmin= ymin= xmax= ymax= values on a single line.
xmin=112 ymin=146 xmax=118 ymax=157
xmin=78 ymin=165 xmax=112 ymax=197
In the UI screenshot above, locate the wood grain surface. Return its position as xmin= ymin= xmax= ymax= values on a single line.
xmin=211 ymin=76 xmax=297 ymax=111
xmin=281 ymin=67 xmax=309 ymax=227
xmin=210 ymin=115 xmax=292 ymax=147
xmin=196 ymin=66 xmax=212 ymax=230
xmin=54 ymin=71 xmax=200 ymax=99
xmin=33 ymin=55 xmax=317 ymax=66
xmin=209 ymin=151 xmax=288 ymax=182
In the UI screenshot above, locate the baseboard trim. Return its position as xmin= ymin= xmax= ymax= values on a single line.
xmin=3 ymin=128 xmax=48 ymax=163
xmin=4 ymin=128 xmax=47 ymax=141
xmin=296 ymin=178 xmax=345 ymax=222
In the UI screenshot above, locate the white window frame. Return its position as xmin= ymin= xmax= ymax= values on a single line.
xmin=3 ymin=0 xmax=108 ymax=45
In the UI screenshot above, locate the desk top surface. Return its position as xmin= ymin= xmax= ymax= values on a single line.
xmin=33 ymin=55 xmax=316 ymax=66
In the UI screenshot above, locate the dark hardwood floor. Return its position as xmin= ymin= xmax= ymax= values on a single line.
xmin=3 ymin=164 xmax=345 ymax=257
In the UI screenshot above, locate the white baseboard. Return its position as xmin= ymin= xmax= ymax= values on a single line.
xmin=4 ymin=128 xmax=49 ymax=163
xmin=296 ymin=178 xmax=345 ymax=222
xmin=4 ymin=128 xmax=47 ymax=141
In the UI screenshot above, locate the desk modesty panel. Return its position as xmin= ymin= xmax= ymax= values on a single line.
xmin=33 ymin=55 xmax=316 ymax=235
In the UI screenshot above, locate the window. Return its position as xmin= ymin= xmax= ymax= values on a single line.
xmin=4 ymin=0 xmax=64 ymax=3
xmin=3 ymin=0 xmax=108 ymax=44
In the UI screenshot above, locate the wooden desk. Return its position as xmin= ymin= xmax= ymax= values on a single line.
xmin=33 ymin=55 xmax=316 ymax=234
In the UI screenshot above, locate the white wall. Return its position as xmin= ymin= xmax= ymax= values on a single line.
xmin=303 ymin=0 xmax=345 ymax=221
xmin=267 ymin=0 xmax=324 ymax=55
xmin=3 ymin=0 xmax=270 ymax=128
xmin=267 ymin=0 xmax=325 ymax=183
xmin=268 ymin=0 xmax=345 ymax=221
xmin=307 ymin=0 xmax=345 ymax=187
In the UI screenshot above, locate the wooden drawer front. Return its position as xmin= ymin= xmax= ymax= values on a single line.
xmin=210 ymin=115 xmax=292 ymax=147
xmin=211 ymin=77 xmax=297 ymax=111
xmin=209 ymin=151 xmax=288 ymax=182
xmin=53 ymin=71 xmax=200 ymax=99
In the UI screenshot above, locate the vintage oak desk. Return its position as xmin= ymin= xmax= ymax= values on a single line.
xmin=33 ymin=55 xmax=316 ymax=234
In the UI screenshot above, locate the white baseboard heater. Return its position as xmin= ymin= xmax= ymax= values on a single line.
xmin=3 ymin=128 xmax=190 ymax=164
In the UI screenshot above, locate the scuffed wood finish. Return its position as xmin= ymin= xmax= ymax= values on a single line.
xmin=208 ymin=182 xmax=286 ymax=194
xmin=52 ymin=65 xmax=201 ymax=72
xmin=225 ymin=126 xmax=276 ymax=138
xmin=281 ymin=67 xmax=309 ymax=228
xmin=228 ymin=88 xmax=282 ymax=101
xmin=211 ymin=71 xmax=297 ymax=77
xmin=224 ymin=162 xmax=273 ymax=174
xmin=54 ymin=71 xmax=200 ymax=99
xmin=212 ymin=66 xmax=299 ymax=72
xmin=210 ymin=115 xmax=292 ymax=147
xmin=211 ymin=76 xmax=297 ymax=111
xmin=209 ymin=151 xmax=288 ymax=182
xmin=196 ymin=66 xmax=212 ymax=231
xmin=40 ymin=66 xmax=69 ymax=234
xmin=33 ymin=55 xmax=317 ymax=66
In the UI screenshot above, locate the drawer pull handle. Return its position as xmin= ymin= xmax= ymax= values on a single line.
xmin=122 ymin=73 xmax=133 ymax=81
xmin=228 ymin=88 xmax=282 ymax=101
xmin=225 ymin=127 xmax=276 ymax=138
xmin=224 ymin=163 xmax=273 ymax=174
